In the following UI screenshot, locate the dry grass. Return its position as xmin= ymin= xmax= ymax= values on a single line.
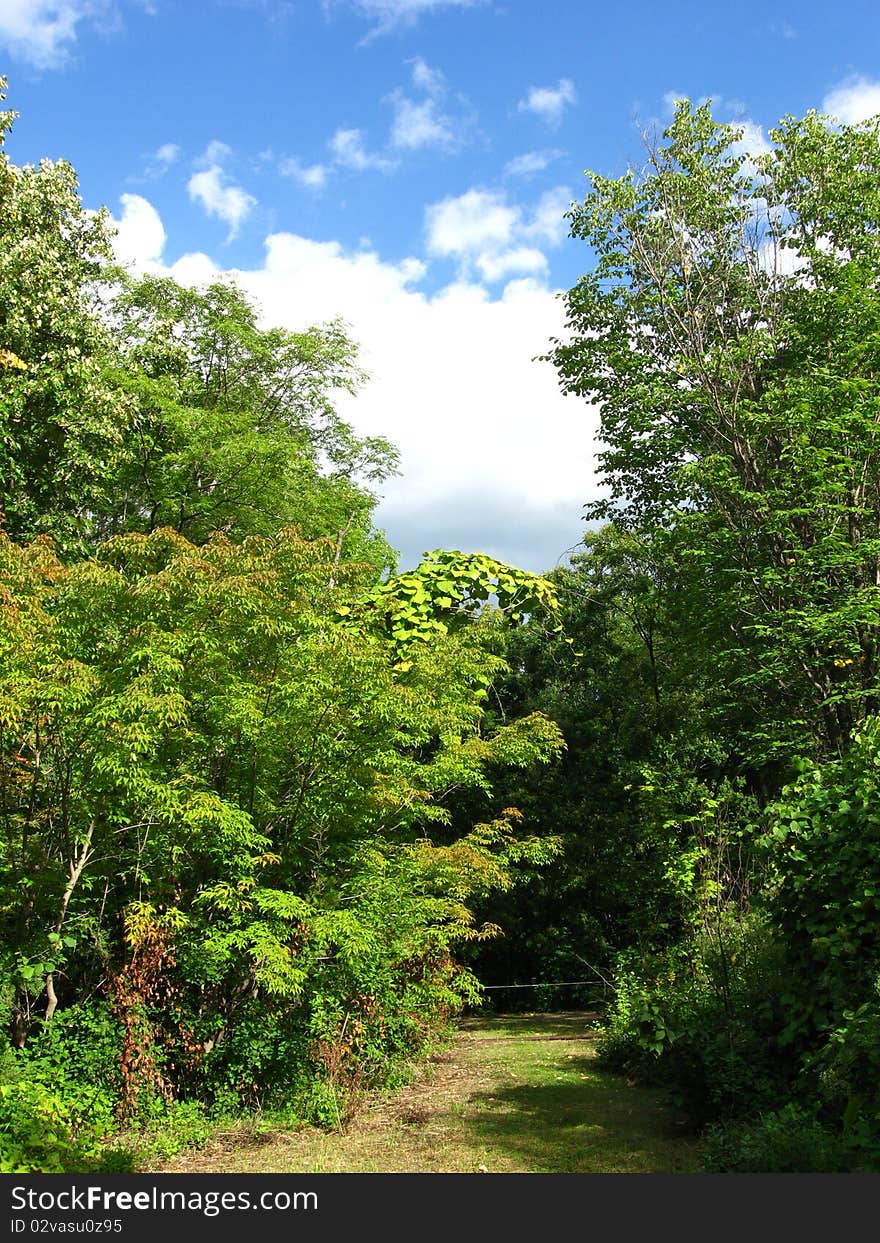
xmin=154 ymin=1012 xmax=702 ymax=1174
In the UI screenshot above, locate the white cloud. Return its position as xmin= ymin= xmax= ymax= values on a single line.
xmin=524 ymin=186 xmax=573 ymax=246
xmin=426 ymin=185 xmax=571 ymax=282
xmin=390 ymin=94 xmax=455 ymax=150
xmin=504 ymin=149 xmax=563 ymax=178
xmin=198 ymin=139 xmax=233 ymax=167
xmin=154 ymin=142 xmax=181 ymax=167
xmin=109 ymin=192 xmax=166 ymax=268
xmin=731 ymin=120 xmax=772 ymax=158
xmin=823 ymin=76 xmax=880 ymax=125
xmin=426 ymin=189 xmax=518 ymax=259
xmin=187 ymin=166 xmax=257 ymax=239
xmin=0 ymin=0 xmax=112 ymax=69
xmin=349 ymin=0 xmax=482 ymax=36
xmin=387 ymin=56 xmax=463 ymax=152
xmin=280 ymin=156 xmax=329 ymax=190
xmin=142 ymin=141 xmax=181 ymax=179
xmin=108 ymin=195 xmax=598 ymax=572
xmin=475 ymin=246 xmax=547 ymax=283
xmin=329 ymin=127 xmax=393 ymax=171
xmin=518 ymin=78 xmax=576 ymax=127
xmin=409 ymin=55 xmax=445 ymax=95
xmin=242 ymin=241 xmax=595 ymax=569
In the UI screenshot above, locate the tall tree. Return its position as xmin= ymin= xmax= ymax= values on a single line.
xmin=550 ymin=101 xmax=880 ymax=761
xmin=0 ymin=80 xmax=396 ymax=568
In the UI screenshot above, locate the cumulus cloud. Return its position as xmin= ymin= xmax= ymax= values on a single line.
xmin=524 ymin=186 xmax=573 ymax=246
xmin=823 ymin=76 xmax=880 ymax=125
xmin=283 ymin=58 xmax=461 ymax=186
xmin=109 ymin=192 xmax=166 ymax=268
xmin=198 ymin=139 xmax=234 ymax=167
xmin=409 ymin=54 xmax=445 ymax=95
xmin=142 ymin=141 xmax=181 ymax=179
xmin=517 ymin=78 xmax=576 ymax=127
xmin=425 ymin=185 xmax=571 ymax=282
xmin=388 ymin=56 xmax=463 ymax=152
xmin=474 ymin=246 xmax=547 ymax=283
xmin=0 ymin=0 xmax=113 ymax=69
xmin=390 ymin=95 xmax=455 ymax=150
xmin=154 ymin=142 xmax=180 ymax=167
xmin=187 ymin=166 xmax=257 ymax=239
xmin=109 ymin=196 xmax=598 ymax=572
xmin=427 ymin=190 xmax=519 ymax=259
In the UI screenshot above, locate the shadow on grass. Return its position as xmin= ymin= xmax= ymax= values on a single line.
xmin=460 ymin=1051 xmax=702 ymax=1174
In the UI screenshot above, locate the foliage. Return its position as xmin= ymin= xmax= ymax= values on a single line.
xmin=701 ymin=1104 xmax=863 ymax=1173
xmin=0 ymin=522 xmax=562 ymax=1166
xmin=0 ymin=1080 xmax=85 ymax=1173
xmin=459 ymin=524 xmax=765 ymax=998
xmin=0 ymin=79 xmax=125 ymax=555
xmin=764 ymin=718 xmax=880 ymax=1043
xmin=596 ymin=914 xmax=795 ymax=1122
xmin=810 ymin=985 xmax=880 ymax=1142
xmin=102 ymin=274 xmax=397 ymax=568
xmin=550 ymin=99 xmax=880 ymax=761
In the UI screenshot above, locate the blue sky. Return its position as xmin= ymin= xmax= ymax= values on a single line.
xmin=2 ymin=0 xmax=880 ymax=570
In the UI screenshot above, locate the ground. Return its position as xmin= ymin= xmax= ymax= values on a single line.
xmin=154 ymin=1012 xmax=702 ymax=1174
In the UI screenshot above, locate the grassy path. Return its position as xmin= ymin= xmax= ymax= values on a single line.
xmin=158 ymin=1012 xmax=702 ymax=1174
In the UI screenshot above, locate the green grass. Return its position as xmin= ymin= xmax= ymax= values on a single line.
xmin=155 ymin=1011 xmax=702 ymax=1174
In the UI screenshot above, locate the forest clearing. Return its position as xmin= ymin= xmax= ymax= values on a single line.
xmin=5 ymin=36 xmax=880 ymax=1182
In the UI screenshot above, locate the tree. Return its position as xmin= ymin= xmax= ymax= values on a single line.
xmin=550 ymin=101 xmax=880 ymax=761
xmin=102 ymin=274 xmax=398 ymax=568
xmin=0 ymin=527 xmax=561 ymax=1095
xmin=0 ymin=80 xmax=396 ymax=569
xmin=0 ymin=79 xmax=126 ymax=554
xmin=456 ymin=525 xmax=765 ymax=1000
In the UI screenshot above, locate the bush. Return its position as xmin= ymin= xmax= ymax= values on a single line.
xmin=597 ymin=913 xmax=796 ymax=1122
xmin=702 ymin=1103 xmax=857 ymax=1172
xmin=765 ymin=718 xmax=880 ymax=1045
xmin=808 ymin=985 xmax=880 ymax=1145
xmin=14 ymin=1001 xmax=122 ymax=1136
xmin=0 ymin=1080 xmax=84 ymax=1173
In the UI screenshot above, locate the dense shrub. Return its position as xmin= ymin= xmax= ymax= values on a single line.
xmin=765 ymin=719 xmax=880 ymax=1045
xmin=702 ymin=1104 xmax=858 ymax=1173
xmin=597 ymin=913 xmax=795 ymax=1123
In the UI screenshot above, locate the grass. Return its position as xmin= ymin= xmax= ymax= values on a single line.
xmin=154 ymin=1011 xmax=702 ymax=1174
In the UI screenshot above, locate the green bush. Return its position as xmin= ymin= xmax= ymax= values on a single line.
xmin=765 ymin=718 xmax=880 ymax=1045
xmin=809 ymin=985 xmax=880 ymax=1142
xmin=702 ymin=1103 xmax=857 ymax=1172
xmin=14 ymin=1002 xmax=122 ymax=1136
xmin=597 ymin=913 xmax=795 ymax=1122
xmin=0 ymin=1080 xmax=84 ymax=1173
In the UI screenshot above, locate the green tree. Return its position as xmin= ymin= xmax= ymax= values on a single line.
xmin=458 ymin=525 xmax=763 ymax=999
xmin=0 ymin=528 xmax=561 ymax=1094
xmin=0 ymin=81 xmax=395 ymax=569
xmin=551 ymin=100 xmax=880 ymax=761
xmin=102 ymin=274 xmax=398 ymax=568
